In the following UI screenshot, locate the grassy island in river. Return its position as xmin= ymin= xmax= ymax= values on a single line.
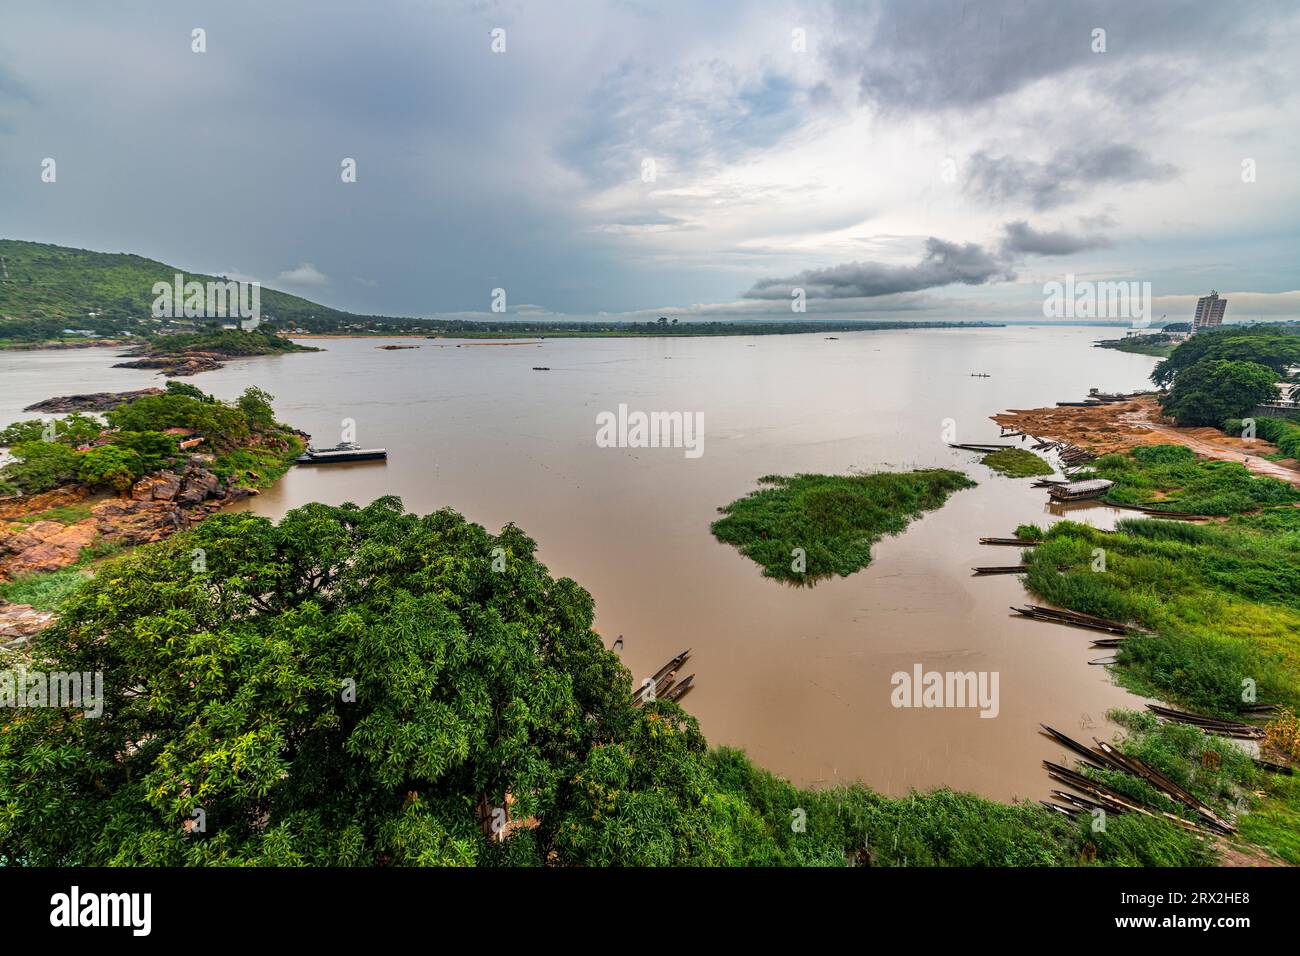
xmin=980 ymin=448 xmax=1054 ymax=478
xmin=710 ymin=470 xmax=976 ymax=583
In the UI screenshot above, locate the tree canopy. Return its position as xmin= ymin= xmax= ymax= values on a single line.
xmin=1151 ymin=328 xmax=1300 ymax=387
xmin=1158 ymin=359 xmax=1279 ymax=427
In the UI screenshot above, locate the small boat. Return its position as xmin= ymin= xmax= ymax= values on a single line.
xmin=663 ymin=674 xmax=695 ymax=702
xmin=294 ymin=441 xmax=388 ymax=465
xmin=1048 ymin=478 xmax=1113 ymax=501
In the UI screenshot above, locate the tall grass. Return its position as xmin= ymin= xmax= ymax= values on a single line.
xmin=1022 ymin=519 xmax=1300 ymax=715
xmin=1091 ymin=444 xmax=1300 ymax=515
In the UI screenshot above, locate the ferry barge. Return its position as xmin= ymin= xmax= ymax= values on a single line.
xmin=293 ymin=441 xmax=388 ymax=465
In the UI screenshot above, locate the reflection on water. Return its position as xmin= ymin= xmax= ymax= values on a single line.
xmin=0 ymin=326 xmax=1163 ymax=800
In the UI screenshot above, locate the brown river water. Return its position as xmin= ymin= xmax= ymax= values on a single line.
xmin=0 ymin=326 xmax=1163 ymax=801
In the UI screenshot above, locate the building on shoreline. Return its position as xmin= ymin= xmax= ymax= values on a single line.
xmin=1192 ymin=291 xmax=1227 ymax=332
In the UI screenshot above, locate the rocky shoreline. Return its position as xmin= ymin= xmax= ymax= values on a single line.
xmin=23 ymin=387 xmax=166 ymax=413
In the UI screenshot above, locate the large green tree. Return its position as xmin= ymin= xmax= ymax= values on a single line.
xmin=1159 ymin=359 xmax=1279 ymax=427
xmin=0 ymin=498 xmax=635 ymax=864
xmin=1152 ymin=328 xmax=1300 ymax=387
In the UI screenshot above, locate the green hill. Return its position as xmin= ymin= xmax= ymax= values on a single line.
xmin=0 ymin=239 xmax=348 ymax=342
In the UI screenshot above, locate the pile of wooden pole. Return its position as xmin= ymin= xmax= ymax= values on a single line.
xmin=1039 ymin=725 xmax=1236 ymax=835
xmin=1146 ymin=704 xmax=1264 ymax=740
xmin=1058 ymin=444 xmax=1097 ymax=469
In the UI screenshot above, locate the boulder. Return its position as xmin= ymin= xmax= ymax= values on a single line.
xmin=0 ymin=519 xmax=98 ymax=577
xmin=0 ymin=600 xmax=58 ymax=646
xmin=178 ymin=469 xmax=221 ymax=505
xmin=92 ymin=498 xmax=188 ymax=547
xmin=130 ymin=471 xmax=182 ymax=502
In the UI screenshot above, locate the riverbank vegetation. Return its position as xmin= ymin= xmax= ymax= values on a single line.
xmin=0 ymin=497 xmax=1220 ymax=866
xmin=126 ymin=328 xmax=316 ymax=357
xmin=0 ymin=539 xmax=124 ymax=611
xmin=1017 ymin=515 xmax=1300 ymax=717
xmin=1094 ymin=331 xmax=1180 ymax=357
xmin=710 ymin=470 xmax=976 ymax=583
xmin=1101 ymin=709 xmax=1298 ymax=864
xmin=1080 ymin=444 xmax=1300 ymax=515
xmin=1226 ymin=416 xmax=1300 ymax=461
xmin=1151 ymin=327 xmax=1300 ymax=388
xmin=1146 ymin=327 xmax=1300 ymax=427
xmin=980 ymin=448 xmax=1054 ymax=478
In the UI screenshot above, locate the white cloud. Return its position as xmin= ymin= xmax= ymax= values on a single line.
xmin=276 ymin=263 xmax=330 ymax=286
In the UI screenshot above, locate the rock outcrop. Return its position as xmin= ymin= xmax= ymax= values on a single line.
xmin=0 ymin=485 xmax=88 ymax=521
xmin=1 ymin=458 xmax=233 ymax=579
xmin=112 ymin=353 xmax=225 ymax=377
xmin=22 ymin=387 xmax=166 ymax=413
xmin=130 ymin=470 xmax=182 ymax=501
xmin=0 ymin=519 xmax=98 ymax=577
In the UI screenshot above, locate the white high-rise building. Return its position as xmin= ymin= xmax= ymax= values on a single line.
xmin=1193 ymin=291 xmax=1227 ymax=332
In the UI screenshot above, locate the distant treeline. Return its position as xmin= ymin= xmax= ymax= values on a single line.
xmin=403 ymin=318 xmax=1004 ymax=338
xmin=1 ymin=238 xmax=1010 ymax=343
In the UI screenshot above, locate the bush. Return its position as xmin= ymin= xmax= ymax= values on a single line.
xmin=4 ymin=441 xmax=80 ymax=494
xmin=77 ymin=445 xmax=144 ymax=492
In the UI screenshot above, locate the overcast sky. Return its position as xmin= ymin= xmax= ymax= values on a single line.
xmin=2 ymin=0 xmax=1298 ymax=322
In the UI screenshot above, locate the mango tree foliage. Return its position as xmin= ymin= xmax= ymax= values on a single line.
xmin=0 ymin=497 xmax=637 ymax=865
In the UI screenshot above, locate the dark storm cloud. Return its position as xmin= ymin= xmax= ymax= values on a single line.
xmin=743 ymin=237 xmax=1013 ymax=300
xmin=964 ymin=145 xmax=1177 ymax=210
xmin=745 ymin=217 xmax=1116 ymax=301
xmin=1000 ymin=220 xmax=1110 ymax=256
xmin=831 ymin=0 xmax=1286 ymax=113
